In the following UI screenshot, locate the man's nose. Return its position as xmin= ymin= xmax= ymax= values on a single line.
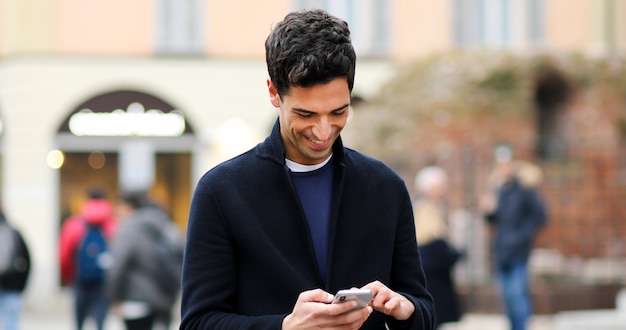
xmin=312 ymin=117 xmax=331 ymax=141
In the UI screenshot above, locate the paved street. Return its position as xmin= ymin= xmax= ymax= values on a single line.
xmin=24 ymin=287 xmax=626 ymax=329
xmin=19 ymin=290 xmax=557 ymax=330
xmin=441 ymin=314 xmax=555 ymax=330
xmin=21 ymin=307 xmax=179 ymax=330
xmin=20 ymin=290 xmax=180 ymax=330
xmin=20 ymin=311 xmax=556 ymax=330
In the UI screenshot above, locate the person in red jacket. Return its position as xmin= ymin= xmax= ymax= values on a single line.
xmin=59 ymin=187 xmax=117 ymax=330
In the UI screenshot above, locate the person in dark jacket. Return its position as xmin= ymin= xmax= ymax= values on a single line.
xmin=180 ymin=9 xmax=435 ymax=330
xmin=0 ymin=211 xmax=31 ymax=330
xmin=413 ymin=166 xmax=462 ymax=328
xmin=481 ymin=148 xmax=547 ymax=330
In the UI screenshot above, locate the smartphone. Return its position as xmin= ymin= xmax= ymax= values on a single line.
xmin=331 ymin=289 xmax=373 ymax=309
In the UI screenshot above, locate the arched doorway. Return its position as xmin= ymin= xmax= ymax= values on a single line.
xmin=55 ymin=90 xmax=196 ymax=231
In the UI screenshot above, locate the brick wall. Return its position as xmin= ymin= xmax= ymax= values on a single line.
xmin=395 ymin=84 xmax=626 ymax=261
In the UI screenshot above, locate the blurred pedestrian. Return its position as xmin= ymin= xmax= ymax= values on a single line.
xmin=0 ymin=210 xmax=31 ymax=330
xmin=413 ymin=166 xmax=462 ymax=329
xmin=59 ymin=186 xmax=117 ymax=330
xmin=481 ymin=147 xmax=548 ymax=330
xmin=107 ymin=191 xmax=183 ymax=330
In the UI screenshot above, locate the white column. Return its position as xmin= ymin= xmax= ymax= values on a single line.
xmin=1 ymin=96 xmax=62 ymax=313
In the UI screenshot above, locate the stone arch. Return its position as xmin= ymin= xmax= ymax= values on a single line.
xmin=54 ymin=89 xmax=196 ymax=235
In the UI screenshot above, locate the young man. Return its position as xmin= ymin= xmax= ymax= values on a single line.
xmin=181 ymin=9 xmax=435 ymax=330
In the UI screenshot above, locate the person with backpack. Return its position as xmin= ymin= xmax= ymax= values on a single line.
xmin=0 ymin=210 xmax=31 ymax=330
xmin=59 ymin=187 xmax=117 ymax=330
xmin=107 ymin=190 xmax=184 ymax=330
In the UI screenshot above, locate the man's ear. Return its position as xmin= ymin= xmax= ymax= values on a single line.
xmin=267 ymin=79 xmax=281 ymax=107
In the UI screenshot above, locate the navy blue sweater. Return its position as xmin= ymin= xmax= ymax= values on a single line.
xmin=181 ymin=120 xmax=435 ymax=329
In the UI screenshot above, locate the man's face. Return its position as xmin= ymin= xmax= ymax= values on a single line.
xmin=268 ymin=78 xmax=351 ymax=165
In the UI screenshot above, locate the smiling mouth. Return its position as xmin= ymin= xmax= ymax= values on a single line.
xmin=306 ymin=136 xmax=331 ymax=149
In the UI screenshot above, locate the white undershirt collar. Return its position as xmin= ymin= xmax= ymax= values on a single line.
xmin=285 ymin=154 xmax=333 ymax=173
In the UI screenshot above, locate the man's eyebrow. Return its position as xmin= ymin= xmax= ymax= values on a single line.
xmin=292 ymin=103 xmax=350 ymax=113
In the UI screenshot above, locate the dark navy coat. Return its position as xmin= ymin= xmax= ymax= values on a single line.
xmin=486 ymin=178 xmax=547 ymax=267
xmin=181 ymin=120 xmax=435 ymax=329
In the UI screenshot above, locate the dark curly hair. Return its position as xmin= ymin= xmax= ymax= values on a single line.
xmin=265 ymin=9 xmax=356 ymax=98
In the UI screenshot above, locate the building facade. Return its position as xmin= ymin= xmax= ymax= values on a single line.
xmin=0 ymin=0 xmax=623 ymax=310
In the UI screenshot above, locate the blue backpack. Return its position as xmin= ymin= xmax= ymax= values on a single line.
xmin=76 ymin=223 xmax=109 ymax=284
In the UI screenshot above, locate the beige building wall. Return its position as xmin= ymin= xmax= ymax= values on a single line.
xmin=392 ymin=0 xmax=451 ymax=61
xmin=56 ymin=0 xmax=153 ymax=55
xmin=544 ymin=0 xmax=594 ymax=52
xmin=2 ymin=1 xmax=621 ymax=59
xmin=1 ymin=0 xmax=56 ymax=55
xmin=206 ymin=0 xmax=289 ymax=57
xmin=0 ymin=0 xmax=4 ymax=55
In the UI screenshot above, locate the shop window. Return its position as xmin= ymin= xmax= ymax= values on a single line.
xmin=293 ymin=0 xmax=390 ymax=56
xmin=155 ymin=0 xmax=204 ymax=55
xmin=453 ymin=0 xmax=545 ymax=49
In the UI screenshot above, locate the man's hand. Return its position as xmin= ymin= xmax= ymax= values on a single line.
xmin=362 ymin=281 xmax=415 ymax=321
xmin=282 ymin=289 xmax=372 ymax=330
